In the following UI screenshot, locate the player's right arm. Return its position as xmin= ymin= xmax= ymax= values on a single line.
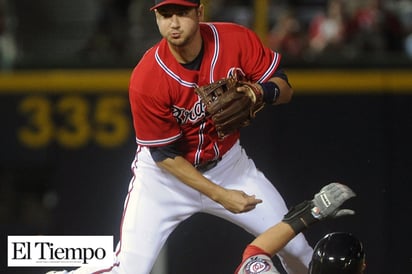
xmin=150 ymin=145 xmax=261 ymax=213
xmin=155 ymin=153 xmax=262 ymax=214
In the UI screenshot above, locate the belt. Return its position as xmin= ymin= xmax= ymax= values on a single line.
xmin=195 ymin=158 xmax=221 ymax=173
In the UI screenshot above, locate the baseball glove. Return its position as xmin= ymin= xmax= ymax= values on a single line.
xmin=195 ymin=76 xmax=265 ymax=138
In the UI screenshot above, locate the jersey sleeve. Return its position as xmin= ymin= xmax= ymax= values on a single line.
xmin=239 ymin=27 xmax=282 ymax=83
xmin=129 ymin=73 xmax=182 ymax=147
xmin=235 ymin=245 xmax=280 ymax=274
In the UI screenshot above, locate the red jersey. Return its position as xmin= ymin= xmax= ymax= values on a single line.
xmin=129 ymin=22 xmax=281 ymax=166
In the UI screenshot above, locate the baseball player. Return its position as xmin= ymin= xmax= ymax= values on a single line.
xmin=235 ymin=182 xmax=362 ymax=274
xmin=47 ymin=1 xmax=313 ymax=273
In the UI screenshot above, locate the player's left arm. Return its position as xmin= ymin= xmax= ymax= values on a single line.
xmin=235 ymin=71 xmax=293 ymax=108
xmin=247 ymin=222 xmax=295 ymax=258
xmin=265 ymin=75 xmax=293 ymax=105
xmin=238 ymin=27 xmax=293 ymax=106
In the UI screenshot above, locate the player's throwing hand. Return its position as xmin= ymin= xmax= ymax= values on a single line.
xmin=215 ymin=189 xmax=263 ymax=213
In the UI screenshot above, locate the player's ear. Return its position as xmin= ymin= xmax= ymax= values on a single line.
xmin=197 ymin=4 xmax=205 ymax=21
xmin=154 ymin=9 xmax=161 ymax=23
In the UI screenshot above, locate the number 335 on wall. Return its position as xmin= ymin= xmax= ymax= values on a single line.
xmin=17 ymin=95 xmax=132 ymax=149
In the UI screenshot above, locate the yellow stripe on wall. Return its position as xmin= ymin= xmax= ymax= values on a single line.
xmin=0 ymin=70 xmax=131 ymax=93
xmin=288 ymin=70 xmax=412 ymax=95
xmin=0 ymin=69 xmax=411 ymax=94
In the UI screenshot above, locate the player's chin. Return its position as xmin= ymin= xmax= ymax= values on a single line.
xmin=167 ymin=37 xmax=187 ymax=47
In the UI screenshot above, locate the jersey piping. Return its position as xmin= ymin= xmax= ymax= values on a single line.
xmin=206 ymin=23 xmax=220 ymax=83
xmin=155 ymin=48 xmax=199 ymax=88
xmin=257 ymin=52 xmax=281 ymax=83
xmin=194 ymin=121 xmax=206 ymax=165
xmin=136 ymin=133 xmax=182 ymax=146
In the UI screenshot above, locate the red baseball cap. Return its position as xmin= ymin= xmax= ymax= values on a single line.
xmin=150 ymin=0 xmax=200 ymax=11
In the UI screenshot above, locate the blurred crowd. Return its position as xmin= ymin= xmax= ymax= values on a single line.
xmin=0 ymin=0 xmax=411 ymax=70
xmin=266 ymin=0 xmax=412 ymax=64
xmin=0 ymin=0 xmax=16 ymax=70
